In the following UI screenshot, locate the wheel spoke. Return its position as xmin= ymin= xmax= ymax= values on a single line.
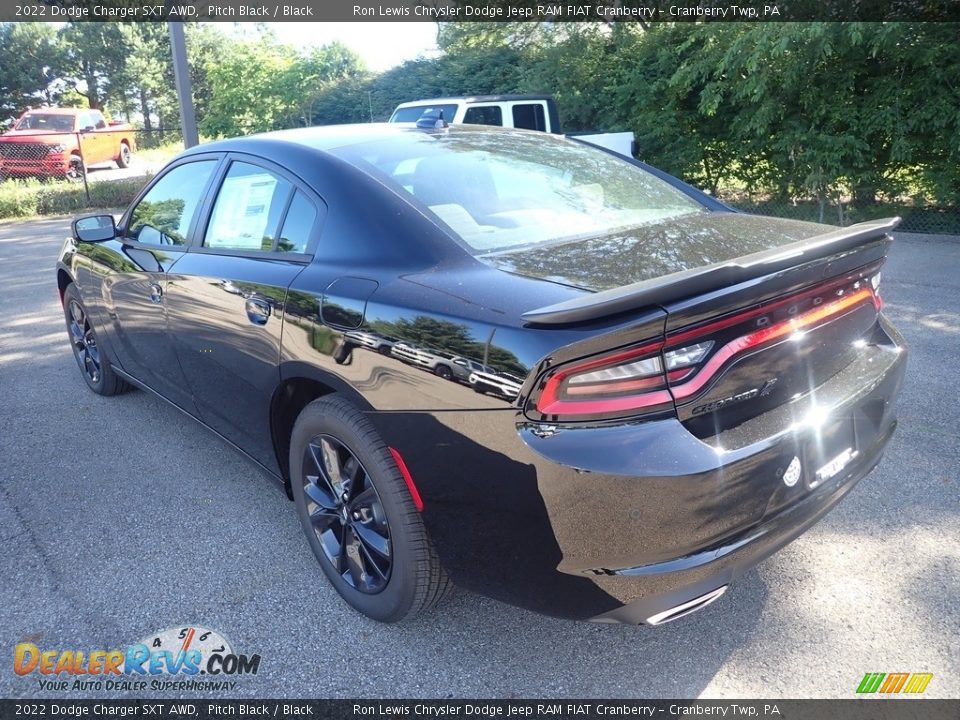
xmin=341 ymin=527 xmax=366 ymax=588
xmin=69 ymin=302 xmax=84 ymax=326
xmin=306 ymin=443 xmax=339 ymax=500
xmin=356 ymin=537 xmax=389 ymax=580
xmin=353 ymin=519 xmax=391 ymax=559
xmin=304 ymin=477 xmax=337 ymax=510
xmin=341 ymin=455 xmax=363 ymax=499
xmin=309 ymin=506 xmax=338 ymax=531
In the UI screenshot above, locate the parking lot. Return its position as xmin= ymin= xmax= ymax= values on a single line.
xmin=0 ymin=216 xmax=957 ymax=699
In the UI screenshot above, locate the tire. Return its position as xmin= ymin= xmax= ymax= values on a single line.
xmin=66 ymin=154 xmax=85 ymax=183
xmin=117 ymin=141 xmax=132 ymax=169
xmin=62 ymin=284 xmax=131 ymax=396
xmin=433 ymin=364 xmax=453 ymax=381
xmin=290 ymin=396 xmax=450 ymax=622
xmin=377 ymin=344 xmax=392 ymax=355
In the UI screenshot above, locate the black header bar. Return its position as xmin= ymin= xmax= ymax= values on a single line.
xmin=3 ymin=0 xmax=960 ymax=22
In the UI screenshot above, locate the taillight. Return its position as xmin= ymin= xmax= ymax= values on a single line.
xmin=531 ymin=272 xmax=881 ymax=422
xmin=534 ymin=341 xmax=676 ymax=417
xmin=667 ymin=283 xmax=880 ymax=402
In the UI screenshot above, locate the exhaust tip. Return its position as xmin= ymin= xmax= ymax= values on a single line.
xmin=646 ymin=585 xmax=728 ymax=626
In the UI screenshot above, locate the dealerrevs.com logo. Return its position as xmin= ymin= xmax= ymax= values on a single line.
xmin=14 ymin=626 xmax=261 ymax=693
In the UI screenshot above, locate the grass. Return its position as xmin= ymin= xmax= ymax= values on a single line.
xmin=0 ymin=176 xmax=150 ymax=220
xmin=134 ymin=138 xmax=188 ymax=166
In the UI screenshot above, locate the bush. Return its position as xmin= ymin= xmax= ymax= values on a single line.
xmin=0 ymin=176 xmax=149 ymax=220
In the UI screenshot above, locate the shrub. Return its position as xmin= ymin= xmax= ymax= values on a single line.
xmin=0 ymin=175 xmax=149 ymax=220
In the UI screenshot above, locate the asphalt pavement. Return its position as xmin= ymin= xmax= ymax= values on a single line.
xmin=0 ymin=217 xmax=957 ymax=699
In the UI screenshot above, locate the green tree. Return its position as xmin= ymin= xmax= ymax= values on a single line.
xmin=0 ymin=23 xmax=66 ymax=123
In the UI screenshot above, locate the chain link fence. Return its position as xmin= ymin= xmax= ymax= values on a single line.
xmin=0 ymin=128 xmax=183 ymax=218
xmin=717 ymin=190 xmax=960 ymax=235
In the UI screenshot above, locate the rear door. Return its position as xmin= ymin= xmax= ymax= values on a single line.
xmin=164 ymin=156 xmax=324 ymax=471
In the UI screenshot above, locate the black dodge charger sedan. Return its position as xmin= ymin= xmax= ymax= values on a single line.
xmin=57 ymin=123 xmax=906 ymax=624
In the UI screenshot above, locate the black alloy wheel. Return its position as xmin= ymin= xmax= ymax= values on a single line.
xmin=302 ymin=434 xmax=392 ymax=594
xmin=290 ymin=396 xmax=450 ymax=622
xmin=62 ymin=284 xmax=130 ymax=396
xmin=67 ymin=298 xmax=101 ymax=385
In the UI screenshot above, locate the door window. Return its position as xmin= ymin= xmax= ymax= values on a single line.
xmin=512 ymin=103 xmax=546 ymax=131
xmin=275 ymin=191 xmax=317 ymax=254
xmin=204 ymin=162 xmax=293 ymax=251
xmin=463 ymin=106 xmax=503 ymax=127
xmin=126 ymin=160 xmax=217 ymax=246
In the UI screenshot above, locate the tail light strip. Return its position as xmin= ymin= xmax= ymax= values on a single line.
xmin=668 ymin=286 xmax=879 ymax=401
xmin=533 ymin=280 xmax=879 ymax=419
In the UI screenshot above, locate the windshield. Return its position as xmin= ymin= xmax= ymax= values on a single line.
xmin=332 ymin=130 xmax=704 ymax=253
xmin=15 ymin=113 xmax=75 ymax=132
xmin=389 ymin=104 xmax=459 ymax=124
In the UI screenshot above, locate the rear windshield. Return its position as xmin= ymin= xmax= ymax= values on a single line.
xmin=389 ymin=104 xmax=459 ymax=124
xmin=331 ymin=130 xmax=704 ymax=253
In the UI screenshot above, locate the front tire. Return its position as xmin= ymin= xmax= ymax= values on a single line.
xmin=66 ymin=154 xmax=85 ymax=183
xmin=290 ymin=396 xmax=449 ymax=622
xmin=62 ymin=283 xmax=130 ymax=396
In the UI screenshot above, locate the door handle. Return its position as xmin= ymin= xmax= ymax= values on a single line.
xmin=149 ymin=282 xmax=163 ymax=304
xmin=245 ymin=297 xmax=271 ymax=325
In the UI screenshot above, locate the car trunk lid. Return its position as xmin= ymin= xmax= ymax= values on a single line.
xmin=514 ymin=213 xmax=896 ymax=427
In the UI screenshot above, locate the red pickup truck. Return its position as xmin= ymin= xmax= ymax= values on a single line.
xmin=0 ymin=108 xmax=135 ymax=181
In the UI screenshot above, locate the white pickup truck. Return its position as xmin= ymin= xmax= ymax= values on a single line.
xmin=389 ymin=95 xmax=636 ymax=158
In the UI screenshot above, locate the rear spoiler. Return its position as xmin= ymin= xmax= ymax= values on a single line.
xmin=521 ymin=217 xmax=900 ymax=325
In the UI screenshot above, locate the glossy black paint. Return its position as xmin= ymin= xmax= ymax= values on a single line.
xmin=57 ymin=124 xmax=907 ymax=624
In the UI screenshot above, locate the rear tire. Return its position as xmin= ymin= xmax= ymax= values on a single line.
xmin=117 ymin=141 xmax=132 ymax=169
xmin=434 ymin=364 xmax=453 ymax=380
xmin=62 ymin=283 xmax=131 ymax=396
xmin=290 ymin=396 xmax=450 ymax=622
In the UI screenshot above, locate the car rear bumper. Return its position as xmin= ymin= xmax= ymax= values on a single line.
xmin=373 ymin=315 xmax=906 ymax=623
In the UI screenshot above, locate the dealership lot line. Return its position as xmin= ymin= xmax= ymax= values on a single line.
xmin=0 ymin=218 xmax=957 ymax=699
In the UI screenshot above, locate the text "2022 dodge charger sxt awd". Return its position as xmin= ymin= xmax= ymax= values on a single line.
xmin=57 ymin=122 xmax=906 ymax=625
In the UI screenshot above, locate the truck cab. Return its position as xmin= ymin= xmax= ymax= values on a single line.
xmin=389 ymin=94 xmax=636 ymax=158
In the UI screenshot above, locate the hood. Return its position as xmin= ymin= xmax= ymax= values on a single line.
xmin=481 ymin=212 xmax=833 ymax=292
xmin=0 ymin=129 xmax=73 ymax=141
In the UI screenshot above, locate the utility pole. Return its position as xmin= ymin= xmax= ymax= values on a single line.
xmin=168 ymin=21 xmax=199 ymax=148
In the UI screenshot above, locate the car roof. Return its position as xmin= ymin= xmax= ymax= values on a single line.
xmin=394 ymin=95 xmax=553 ymax=108
xmin=183 ymin=122 xmax=546 ymax=155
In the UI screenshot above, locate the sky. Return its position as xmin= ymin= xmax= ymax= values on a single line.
xmin=268 ymin=22 xmax=441 ymax=71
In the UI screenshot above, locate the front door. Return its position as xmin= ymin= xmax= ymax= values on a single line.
xmin=100 ymin=157 xmax=220 ymax=411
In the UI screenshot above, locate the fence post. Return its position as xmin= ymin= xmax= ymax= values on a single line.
xmin=76 ymin=131 xmax=90 ymax=203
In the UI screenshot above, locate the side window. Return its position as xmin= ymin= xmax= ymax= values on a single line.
xmin=463 ymin=105 xmax=503 ymax=127
xmin=512 ymin=103 xmax=546 ymax=131
xmin=92 ymin=112 xmax=107 ymax=130
xmin=276 ymin=191 xmax=317 ymax=254
xmin=126 ymin=160 xmax=217 ymax=246
xmin=204 ymin=162 xmax=292 ymax=251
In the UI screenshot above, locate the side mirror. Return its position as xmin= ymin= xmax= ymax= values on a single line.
xmin=81 ymin=125 xmax=95 ymax=133
xmin=72 ymin=215 xmax=116 ymax=243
